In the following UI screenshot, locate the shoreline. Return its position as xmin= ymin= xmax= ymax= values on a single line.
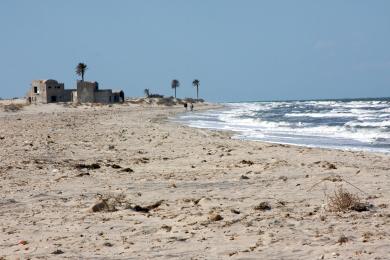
xmin=1 ymin=102 xmax=390 ymax=259
xmin=173 ymin=102 xmax=390 ymax=156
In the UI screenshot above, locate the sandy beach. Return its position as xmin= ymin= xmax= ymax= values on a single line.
xmin=1 ymin=101 xmax=390 ymax=259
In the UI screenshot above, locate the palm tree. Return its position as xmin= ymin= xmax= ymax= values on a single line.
xmin=192 ymin=79 xmax=200 ymax=100
xmin=144 ymin=88 xmax=150 ymax=97
xmin=171 ymin=79 xmax=180 ymax=98
xmin=76 ymin=63 xmax=88 ymax=81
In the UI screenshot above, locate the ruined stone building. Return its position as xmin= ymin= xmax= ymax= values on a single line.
xmin=27 ymin=80 xmax=124 ymax=104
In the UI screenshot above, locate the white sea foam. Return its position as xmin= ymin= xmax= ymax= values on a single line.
xmin=175 ymin=99 xmax=390 ymax=153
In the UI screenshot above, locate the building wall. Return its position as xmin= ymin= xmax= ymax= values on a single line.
xmin=28 ymin=80 xmax=46 ymax=103
xmin=112 ymin=91 xmax=125 ymax=103
xmin=27 ymin=79 xmax=124 ymax=104
xmin=28 ymin=80 xmax=68 ymax=103
xmin=95 ymin=90 xmax=112 ymax=103
xmin=70 ymin=90 xmax=77 ymax=103
xmin=45 ymin=80 xmax=67 ymax=102
xmin=76 ymin=81 xmax=97 ymax=103
xmin=62 ymin=89 xmax=75 ymax=102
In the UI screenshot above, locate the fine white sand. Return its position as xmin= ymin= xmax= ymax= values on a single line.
xmin=1 ymin=101 xmax=390 ymax=259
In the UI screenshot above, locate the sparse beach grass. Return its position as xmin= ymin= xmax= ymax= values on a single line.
xmin=2 ymin=103 xmax=26 ymax=112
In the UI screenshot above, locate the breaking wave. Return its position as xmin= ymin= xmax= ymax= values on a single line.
xmin=175 ymin=98 xmax=390 ymax=153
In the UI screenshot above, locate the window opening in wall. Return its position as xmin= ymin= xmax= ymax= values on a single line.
xmin=33 ymin=86 xmax=38 ymax=94
xmin=51 ymin=96 xmax=57 ymax=102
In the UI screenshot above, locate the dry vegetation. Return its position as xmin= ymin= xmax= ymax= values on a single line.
xmin=327 ymin=186 xmax=368 ymax=212
xmin=2 ymin=103 xmax=26 ymax=112
xmin=90 ymin=193 xmax=164 ymax=214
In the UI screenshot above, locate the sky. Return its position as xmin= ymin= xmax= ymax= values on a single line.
xmin=0 ymin=0 xmax=389 ymax=102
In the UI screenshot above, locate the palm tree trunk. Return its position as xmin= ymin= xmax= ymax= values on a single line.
xmin=81 ymin=72 xmax=84 ymax=82
xmin=174 ymin=87 xmax=176 ymax=98
xmin=196 ymin=86 xmax=199 ymax=100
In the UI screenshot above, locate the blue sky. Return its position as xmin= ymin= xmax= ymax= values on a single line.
xmin=0 ymin=0 xmax=389 ymax=102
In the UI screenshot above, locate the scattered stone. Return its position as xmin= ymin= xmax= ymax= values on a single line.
xmin=240 ymin=175 xmax=250 ymax=180
xmin=75 ymin=163 xmax=100 ymax=170
xmin=161 ymin=225 xmax=172 ymax=232
xmin=337 ymin=235 xmax=348 ymax=245
xmin=240 ymin=160 xmax=254 ymax=166
xmin=362 ymin=231 xmax=373 ymax=242
xmin=197 ymin=197 xmax=211 ymax=206
xmin=121 ymin=168 xmax=134 ymax=173
xmin=103 ymin=242 xmax=113 ymax=247
xmin=209 ymin=213 xmax=223 ymax=221
xmin=254 ymin=202 xmax=271 ymax=211
xmin=111 ymin=164 xmax=121 ymax=169
xmin=313 ymin=161 xmax=337 ymax=170
xmin=279 ymin=176 xmax=288 ymax=182
xmin=231 ymin=209 xmax=240 ymax=214
xmin=90 ymin=200 xmax=109 ymax=212
xmin=351 ymin=202 xmax=371 ymax=212
xmin=130 ymin=200 xmax=163 ymax=213
xmin=51 ymin=249 xmax=64 ymax=255
xmin=276 ymin=200 xmax=286 ymax=207
xmin=108 ymin=145 xmax=115 ymax=150
xmin=132 ymin=205 xmax=150 ymax=213
xmin=134 ymin=157 xmax=150 ymax=164
xmin=76 ymin=172 xmax=90 ymax=177
xmin=18 ymin=240 xmax=28 ymax=245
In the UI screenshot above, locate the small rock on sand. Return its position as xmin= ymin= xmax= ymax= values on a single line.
xmin=121 ymin=168 xmax=134 ymax=173
xmin=254 ymin=202 xmax=271 ymax=211
xmin=231 ymin=209 xmax=240 ymax=214
xmin=198 ymin=197 xmax=211 ymax=206
xmin=208 ymin=213 xmax=223 ymax=221
xmin=51 ymin=249 xmax=64 ymax=255
xmin=90 ymin=200 xmax=108 ymax=212
xmin=161 ymin=225 xmax=172 ymax=232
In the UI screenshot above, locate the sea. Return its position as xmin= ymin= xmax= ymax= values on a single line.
xmin=175 ymin=98 xmax=390 ymax=154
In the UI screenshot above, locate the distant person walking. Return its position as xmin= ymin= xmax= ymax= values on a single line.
xmin=184 ymin=102 xmax=188 ymax=111
xmin=190 ymin=103 xmax=194 ymax=111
